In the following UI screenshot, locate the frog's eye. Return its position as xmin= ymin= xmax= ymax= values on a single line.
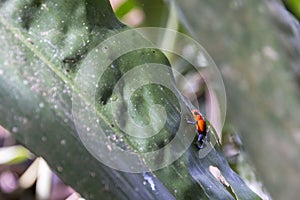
xmin=193 ymin=110 xmax=200 ymax=116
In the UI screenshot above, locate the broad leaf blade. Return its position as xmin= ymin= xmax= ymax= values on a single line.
xmin=0 ymin=0 xmax=174 ymax=199
xmin=0 ymin=0 xmax=264 ymax=199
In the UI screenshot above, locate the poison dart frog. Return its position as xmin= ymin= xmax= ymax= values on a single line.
xmin=186 ymin=109 xmax=209 ymax=149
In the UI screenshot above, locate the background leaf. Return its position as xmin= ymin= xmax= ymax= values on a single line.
xmin=172 ymin=0 xmax=300 ymax=199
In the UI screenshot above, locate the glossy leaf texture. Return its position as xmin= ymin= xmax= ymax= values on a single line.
xmin=0 ymin=0 xmax=173 ymax=199
xmin=0 ymin=0 xmax=260 ymax=199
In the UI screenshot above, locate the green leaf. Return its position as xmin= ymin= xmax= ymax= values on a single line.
xmin=0 ymin=0 xmax=173 ymax=199
xmin=0 ymin=145 xmax=32 ymax=165
xmin=115 ymin=0 xmax=138 ymax=19
xmin=283 ymin=0 xmax=300 ymax=20
xmin=0 ymin=0 xmax=261 ymax=199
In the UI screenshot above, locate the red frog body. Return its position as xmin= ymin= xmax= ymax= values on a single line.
xmin=187 ymin=109 xmax=208 ymax=149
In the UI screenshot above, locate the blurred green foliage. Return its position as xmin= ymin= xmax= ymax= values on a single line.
xmin=283 ymin=0 xmax=300 ymax=20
